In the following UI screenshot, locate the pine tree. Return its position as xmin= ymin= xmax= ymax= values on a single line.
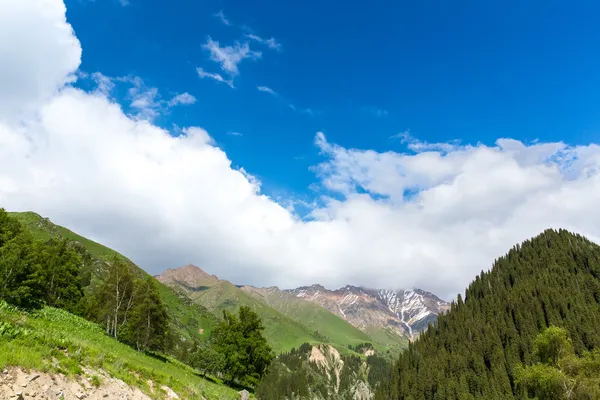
xmin=380 ymin=229 xmax=600 ymax=399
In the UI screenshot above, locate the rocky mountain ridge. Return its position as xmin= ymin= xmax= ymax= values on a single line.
xmin=288 ymin=284 xmax=449 ymax=340
xmin=158 ymin=265 xmax=448 ymax=341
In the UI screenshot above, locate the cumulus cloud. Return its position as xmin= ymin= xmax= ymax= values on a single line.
xmin=3 ymin=0 xmax=600 ymax=302
xmin=0 ymin=0 xmax=81 ymax=122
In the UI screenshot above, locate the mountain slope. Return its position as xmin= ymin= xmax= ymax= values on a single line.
xmin=241 ymin=285 xmax=378 ymax=348
xmin=287 ymin=285 xmax=449 ymax=341
xmin=0 ymin=302 xmax=239 ymax=399
xmin=157 ymin=266 xmax=321 ymax=353
xmin=256 ymin=343 xmax=391 ymax=400
xmin=379 ymin=229 xmax=600 ymax=399
xmin=9 ymin=212 xmax=218 ymax=352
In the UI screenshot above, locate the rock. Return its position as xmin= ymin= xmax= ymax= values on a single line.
xmin=160 ymin=386 xmax=179 ymax=399
xmin=238 ymin=389 xmax=250 ymax=400
xmin=75 ymin=392 xmax=86 ymax=399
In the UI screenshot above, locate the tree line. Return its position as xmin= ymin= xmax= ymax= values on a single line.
xmin=0 ymin=209 xmax=170 ymax=352
xmin=0 ymin=209 xmax=273 ymax=387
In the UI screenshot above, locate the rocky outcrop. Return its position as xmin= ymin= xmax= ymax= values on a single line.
xmin=0 ymin=367 xmax=176 ymax=400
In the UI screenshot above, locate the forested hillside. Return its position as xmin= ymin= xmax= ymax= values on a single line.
xmin=8 ymin=211 xmax=217 ymax=360
xmin=256 ymin=342 xmax=391 ymax=400
xmin=378 ymin=229 xmax=600 ymax=399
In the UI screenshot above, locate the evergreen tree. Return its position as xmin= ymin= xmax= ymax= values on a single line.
xmin=121 ymin=276 xmax=169 ymax=352
xmin=379 ymin=229 xmax=600 ymax=399
xmin=211 ymin=306 xmax=274 ymax=386
xmin=33 ymin=238 xmax=83 ymax=313
xmin=0 ymin=209 xmax=43 ymax=308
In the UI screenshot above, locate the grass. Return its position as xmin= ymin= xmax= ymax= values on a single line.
xmin=0 ymin=302 xmax=241 ymax=399
xmin=189 ymin=281 xmax=319 ymax=353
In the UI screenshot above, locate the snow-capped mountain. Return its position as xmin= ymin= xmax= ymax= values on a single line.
xmin=287 ymin=285 xmax=449 ymax=340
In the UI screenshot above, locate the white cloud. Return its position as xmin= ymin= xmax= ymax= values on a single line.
xmin=246 ymin=34 xmax=282 ymax=51
xmin=392 ymin=130 xmax=461 ymax=153
xmin=203 ymin=37 xmax=261 ymax=76
xmin=214 ymin=10 xmax=231 ymax=26
xmin=87 ymin=75 xmax=195 ymax=120
xmin=91 ymin=72 xmax=115 ymax=96
xmin=125 ymin=76 xmax=162 ymax=120
xmin=168 ymin=92 xmax=196 ymax=107
xmin=228 ymin=131 xmax=243 ymax=137
xmin=196 ymin=67 xmax=234 ymax=88
xmin=257 ymin=86 xmax=277 ymax=96
xmin=0 ymin=0 xmax=81 ymax=123
xmin=3 ymin=0 xmax=600 ymax=302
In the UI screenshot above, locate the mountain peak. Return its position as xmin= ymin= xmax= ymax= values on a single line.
xmin=287 ymin=284 xmax=449 ymax=339
xmin=156 ymin=264 xmax=220 ymax=289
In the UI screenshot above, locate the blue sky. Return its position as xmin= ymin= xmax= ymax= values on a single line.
xmin=4 ymin=0 xmax=600 ymax=295
xmin=66 ymin=0 xmax=600 ymax=200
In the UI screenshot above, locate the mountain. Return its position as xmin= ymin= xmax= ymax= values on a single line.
xmin=158 ymin=265 xmax=366 ymax=353
xmin=287 ymin=284 xmax=449 ymax=341
xmin=240 ymin=285 xmax=381 ymax=348
xmin=378 ymin=229 xmax=600 ymax=399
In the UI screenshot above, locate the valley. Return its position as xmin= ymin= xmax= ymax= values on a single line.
xmin=3 ymin=210 xmax=600 ymax=399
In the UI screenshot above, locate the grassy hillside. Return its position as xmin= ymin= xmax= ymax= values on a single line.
xmin=9 ymin=211 xmax=217 ymax=346
xmin=180 ymin=280 xmax=320 ymax=353
xmin=0 ymin=302 xmax=240 ymax=399
xmin=364 ymin=326 xmax=407 ymax=350
xmin=242 ymin=286 xmax=378 ymax=348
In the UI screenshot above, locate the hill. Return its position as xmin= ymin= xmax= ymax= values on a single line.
xmin=379 ymin=229 xmax=600 ymax=399
xmin=158 ymin=266 xmax=337 ymax=353
xmin=8 ymin=212 xmax=218 ymax=357
xmin=256 ymin=343 xmax=391 ymax=400
xmin=0 ymin=302 xmax=240 ymax=399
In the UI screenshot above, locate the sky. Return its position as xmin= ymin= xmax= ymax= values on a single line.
xmin=1 ymin=0 xmax=600 ymax=300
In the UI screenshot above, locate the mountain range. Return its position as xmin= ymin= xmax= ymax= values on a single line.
xmin=6 ymin=210 xmax=600 ymax=399
xmin=156 ymin=263 xmax=449 ymax=351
